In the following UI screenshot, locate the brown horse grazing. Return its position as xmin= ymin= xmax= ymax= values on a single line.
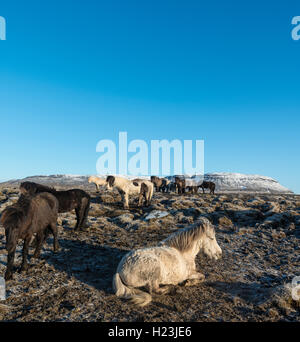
xmin=137 ymin=182 xmax=153 ymax=207
xmin=0 ymin=193 xmax=59 ymax=280
xmin=20 ymin=182 xmax=90 ymax=230
xmin=175 ymin=177 xmax=186 ymax=194
xmin=198 ymin=181 xmax=216 ymax=194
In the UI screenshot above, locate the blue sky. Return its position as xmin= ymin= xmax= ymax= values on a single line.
xmin=0 ymin=0 xmax=299 ymax=192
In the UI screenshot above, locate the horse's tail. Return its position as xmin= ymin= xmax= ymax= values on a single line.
xmin=0 ymin=207 xmax=22 ymax=253
xmin=113 ymin=273 xmax=152 ymax=307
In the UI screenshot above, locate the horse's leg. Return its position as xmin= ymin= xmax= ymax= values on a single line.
xmin=20 ymin=237 xmax=31 ymax=273
xmin=183 ymin=272 xmax=205 ymax=287
xmin=118 ymin=190 xmax=127 ymax=209
xmin=123 ymin=193 xmax=129 ymax=209
xmin=81 ymin=200 xmax=90 ymax=228
xmin=146 ymin=191 xmax=151 ymax=206
xmin=151 ymin=279 xmax=170 ymax=295
xmin=138 ymin=189 xmax=144 ymax=207
xmin=5 ymin=247 xmax=16 ymax=280
xmin=49 ymin=222 xmax=59 ymax=252
xmin=138 ymin=194 xmax=142 ymax=207
xmin=32 ymin=232 xmax=45 ymax=259
xmin=43 ymin=226 xmax=51 ymax=242
xmin=76 ymin=198 xmax=90 ymax=230
xmin=75 ymin=208 xmax=80 ymax=230
xmin=76 ymin=206 xmax=85 ymax=231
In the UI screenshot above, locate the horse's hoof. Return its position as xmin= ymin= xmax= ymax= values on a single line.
xmin=184 ymin=278 xmax=204 ymax=287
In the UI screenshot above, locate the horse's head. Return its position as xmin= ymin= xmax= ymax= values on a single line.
xmin=20 ymin=182 xmax=37 ymax=195
xmin=150 ymin=176 xmax=160 ymax=186
xmin=201 ymin=221 xmax=222 ymax=260
xmin=106 ymin=175 xmax=115 ymax=190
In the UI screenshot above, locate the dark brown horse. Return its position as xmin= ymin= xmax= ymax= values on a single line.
xmin=0 ymin=193 xmax=59 ymax=280
xmin=175 ymin=177 xmax=186 ymax=194
xmin=198 ymin=181 xmax=215 ymax=194
xmin=20 ymin=182 xmax=90 ymax=230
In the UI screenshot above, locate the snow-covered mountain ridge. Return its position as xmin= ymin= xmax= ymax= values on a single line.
xmin=0 ymin=173 xmax=293 ymax=194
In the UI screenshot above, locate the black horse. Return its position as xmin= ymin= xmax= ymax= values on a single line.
xmin=1 ymin=193 xmax=59 ymax=280
xmin=20 ymin=182 xmax=90 ymax=230
xmin=198 ymin=181 xmax=215 ymax=194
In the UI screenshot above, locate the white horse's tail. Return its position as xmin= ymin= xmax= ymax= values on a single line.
xmin=113 ymin=273 xmax=152 ymax=307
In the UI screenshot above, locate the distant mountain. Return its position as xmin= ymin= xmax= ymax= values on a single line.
xmin=203 ymin=172 xmax=293 ymax=194
xmin=0 ymin=173 xmax=293 ymax=194
xmin=0 ymin=174 xmax=91 ymax=188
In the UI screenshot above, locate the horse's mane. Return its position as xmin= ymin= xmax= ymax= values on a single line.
xmin=0 ymin=195 xmax=31 ymax=229
xmin=160 ymin=218 xmax=212 ymax=252
xmin=20 ymin=181 xmax=57 ymax=194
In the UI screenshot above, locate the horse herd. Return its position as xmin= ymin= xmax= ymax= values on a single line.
xmin=0 ymin=175 xmax=222 ymax=307
xmin=89 ymin=175 xmax=216 ymax=209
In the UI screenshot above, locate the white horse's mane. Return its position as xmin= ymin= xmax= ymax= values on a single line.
xmin=160 ymin=218 xmax=213 ymax=252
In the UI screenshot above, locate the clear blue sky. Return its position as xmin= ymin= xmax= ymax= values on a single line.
xmin=0 ymin=0 xmax=299 ymax=192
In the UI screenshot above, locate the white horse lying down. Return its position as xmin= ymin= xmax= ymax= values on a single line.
xmin=88 ymin=176 xmax=106 ymax=191
xmin=113 ymin=217 xmax=222 ymax=306
xmin=106 ymin=175 xmax=154 ymax=209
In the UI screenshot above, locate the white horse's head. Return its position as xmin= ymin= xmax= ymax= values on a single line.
xmin=200 ymin=220 xmax=222 ymax=260
xmin=161 ymin=218 xmax=222 ymax=261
